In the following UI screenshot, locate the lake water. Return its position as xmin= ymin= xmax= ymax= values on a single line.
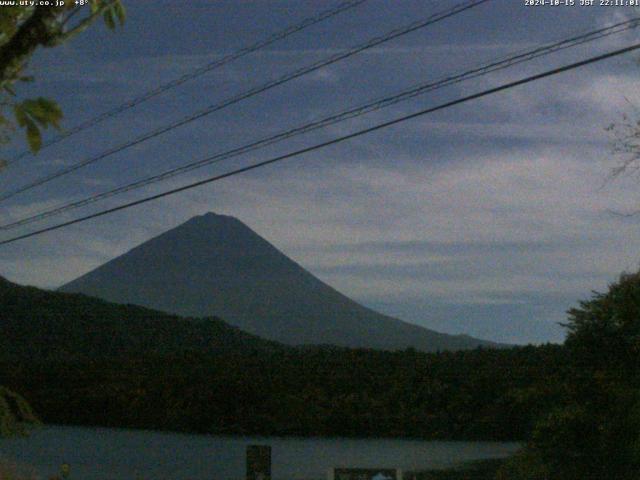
xmin=0 ymin=426 xmax=519 ymax=480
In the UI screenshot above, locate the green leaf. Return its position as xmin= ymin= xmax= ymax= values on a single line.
xmin=13 ymin=104 xmax=27 ymax=127
xmin=17 ymin=98 xmax=62 ymax=129
xmin=13 ymin=98 xmax=62 ymax=152
xmin=90 ymin=0 xmax=101 ymax=14
xmin=114 ymin=2 xmax=126 ymax=25
xmin=103 ymin=10 xmax=116 ymax=30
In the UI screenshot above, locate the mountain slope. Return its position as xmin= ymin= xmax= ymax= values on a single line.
xmin=60 ymin=213 xmax=494 ymax=351
xmin=0 ymin=275 xmax=281 ymax=361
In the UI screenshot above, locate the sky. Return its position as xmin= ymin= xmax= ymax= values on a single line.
xmin=1 ymin=0 xmax=640 ymax=344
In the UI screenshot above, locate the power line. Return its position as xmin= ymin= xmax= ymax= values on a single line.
xmin=4 ymin=0 xmax=371 ymax=167
xmin=1 ymin=41 xmax=638 ymax=247
xmin=2 ymin=17 xmax=637 ymax=231
xmin=0 ymin=0 xmax=490 ymax=204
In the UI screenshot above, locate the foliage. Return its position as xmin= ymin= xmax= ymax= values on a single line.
xmin=11 ymin=97 xmax=61 ymax=152
xmin=0 ymin=275 xmax=282 ymax=361
xmin=0 ymin=276 xmax=570 ymax=442
xmin=495 ymin=449 xmax=549 ymax=480
xmin=0 ymin=386 xmax=39 ymax=437
xmin=0 ymin=279 xmax=41 ymax=437
xmin=0 ymin=461 xmax=36 ymax=480
xmin=0 ymin=2 xmax=125 ymax=435
xmin=498 ymin=271 xmax=640 ymax=480
xmin=4 ymin=269 xmax=640 ymax=479
xmin=0 ymin=346 xmax=569 ymax=441
xmin=607 ymin=111 xmax=640 ymax=185
xmin=564 ymin=271 xmax=640 ymax=372
xmin=0 ymin=1 xmax=125 ymax=160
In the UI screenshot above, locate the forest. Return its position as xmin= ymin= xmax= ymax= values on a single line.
xmin=0 ymin=345 xmax=567 ymax=441
xmin=1 ymin=271 xmax=639 ymax=479
xmin=0 ymin=274 xmax=563 ymax=441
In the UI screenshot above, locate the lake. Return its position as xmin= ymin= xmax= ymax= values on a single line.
xmin=0 ymin=426 xmax=519 ymax=479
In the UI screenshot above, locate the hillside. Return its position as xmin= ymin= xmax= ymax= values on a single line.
xmin=0 ymin=277 xmax=569 ymax=442
xmin=0 ymin=276 xmax=281 ymax=361
xmin=60 ymin=213 xmax=494 ymax=351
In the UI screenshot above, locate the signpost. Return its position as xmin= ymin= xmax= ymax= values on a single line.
xmin=329 ymin=468 xmax=401 ymax=480
xmin=246 ymin=445 xmax=271 ymax=480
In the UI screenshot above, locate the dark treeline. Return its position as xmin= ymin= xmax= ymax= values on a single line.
xmin=0 ymin=345 xmax=567 ymax=441
xmin=1 ymin=274 xmax=566 ymax=441
xmin=497 ymin=271 xmax=640 ymax=479
xmin=0 ymin=276 xmax=281 ymax=361
xmin=2 ymin=272 xmax=639 ymax=478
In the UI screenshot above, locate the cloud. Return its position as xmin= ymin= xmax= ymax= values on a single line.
xmin=5 ymin=119 xmax=637 ymax=329
xmin=3 ymin=2 xmax=640 ymax=344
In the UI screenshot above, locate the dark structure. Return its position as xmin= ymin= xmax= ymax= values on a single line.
xmin=246 ymin=445 xmax=271 ymax=480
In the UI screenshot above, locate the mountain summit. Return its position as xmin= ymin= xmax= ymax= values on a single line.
xmin=60 ymin=213 xmax=493 ymax=351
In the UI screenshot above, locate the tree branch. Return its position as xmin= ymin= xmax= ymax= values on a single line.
xmin=0 ymin=7 xmax=61 ymax=87
xmin=60 ymin=1 xmax=120 ymax=42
